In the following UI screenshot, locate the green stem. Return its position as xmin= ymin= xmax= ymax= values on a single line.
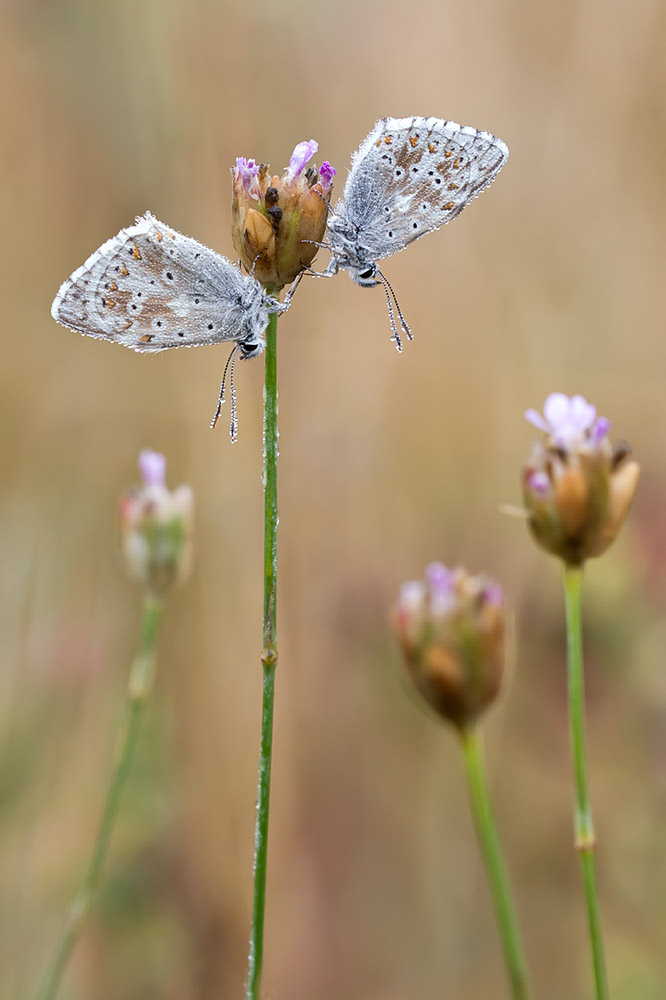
xmin=460 ymin=726 xmax=529 ymax=1000
xmin=246 ymin=310 xmax=279 ymax=1000
xmin=563 ymin=565 xmax=609 ymax=1000
xmin=37 ymin=596 xmax=163 ymax=1000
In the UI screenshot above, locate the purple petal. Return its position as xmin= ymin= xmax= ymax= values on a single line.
xmin=569 ymin=394 xmax=597 ymax=432
xmin=425 ymin=561 xmax=454 ymax=594
xmin=483 ymin=583 xmax=505 ymax=607
xmin=234 ymin=157 xmax=260 ymax=192
xmin=543 ymin=392 xmax=573 ymax=430
xmin=138 ymin=449 xmax=166 ymax=488
xmin=287 ymin=139 xmax=318 ymax=179
xmin=319 ymin=160 xmax=337 ymax=193
xmin=591 ymin=416 xmax=611 ymax=444
xmin=525 ymin=407 xmax=550 ymax=433
xmin=526 ymin=470 xmax=550 ymax=496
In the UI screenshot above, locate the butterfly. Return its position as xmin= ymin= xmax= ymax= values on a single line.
xmin=51 ymin=212 xmax=286 ymax=435
xmin=51 ymin=211 xmax=284 ymax=356
xmin=323 ymin=116 xmax=509 ymax=348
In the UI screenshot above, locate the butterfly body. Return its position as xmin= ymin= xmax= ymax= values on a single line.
xmin=51 ymin=212 xmax=282 ymax=358
xmin=326 ymin=116 xmax=509 ymax=287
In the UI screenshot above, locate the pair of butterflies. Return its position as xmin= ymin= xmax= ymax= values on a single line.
xmin=52 ymin=116 xmax=508 ymax=363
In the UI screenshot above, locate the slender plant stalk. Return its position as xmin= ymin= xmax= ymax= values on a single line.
xmin=246 ymin=309 xmax=279 ymax=1000
xmin=459 ymin=726 xmax=529 ymax=1000
xmin=563 ymin=565 xmax=609 ymax=1000
xmin=37 ymin=595 xmax=163 ymax=1000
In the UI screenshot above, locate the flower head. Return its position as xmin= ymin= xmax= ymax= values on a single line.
xmin=522 ymin=393 xmax=640 ymax=565
xmin=393 ymin=564 xmax=506 ymax=730
xmin=119 ymin=451 xmax=194 ymax=597
xmin=231 ymin=138 xmax=335 ymax=291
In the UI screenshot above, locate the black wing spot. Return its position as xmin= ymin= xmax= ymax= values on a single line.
xmin=177 ymin=331 xmax=185 ymax=337
xmin=166 ymin=271 xmax=173 ymax=280
xmin=435 ymin=178 xmax=442 ymax=184
xmin=208 ymin=323 xmax=214 ymax=330
xmin=388 ymin=231 xmax=394 ymax=238
xmin=412 ymin=222 xmax=418 ymax=229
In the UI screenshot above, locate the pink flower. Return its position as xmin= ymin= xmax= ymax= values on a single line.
xmin=525 ymin=393 xmax=609 ymax=450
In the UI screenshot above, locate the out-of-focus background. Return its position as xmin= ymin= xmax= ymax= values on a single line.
xmin=2 ymin=0 xmax=666 ymax=998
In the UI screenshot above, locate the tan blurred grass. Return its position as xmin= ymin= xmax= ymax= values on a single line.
xmin=2 ymin=0 xmax=666 ymax=997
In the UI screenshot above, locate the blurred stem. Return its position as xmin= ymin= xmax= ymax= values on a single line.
xmin=459 ymin=726 xmax=529 ymax=1000
xmin=37 ymin=595 xmax=163 ymax=1000
xmin=563 ymin=565 xmax=609 ymax=1000
xmin=246 ymin=309 xmax=279 ymax=1000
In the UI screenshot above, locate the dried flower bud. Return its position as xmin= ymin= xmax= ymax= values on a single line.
xmin=119 ymin=449 xmax=194 ymax=597
xmin=392 ymin=563 xmax=506 ymax=730
xmin=231 ymin=139 xmax=335 ymax=291
xmin=522 ymin=393 xmax=640 ymax=566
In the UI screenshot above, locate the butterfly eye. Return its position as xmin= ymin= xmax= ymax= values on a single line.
xmin=359 ymin=267 xmax=375 ymax=281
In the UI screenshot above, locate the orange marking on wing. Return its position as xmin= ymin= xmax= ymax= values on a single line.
xmin=102 ymin=298 xmax=116 ymax=308
xmin=156 ymin=231 xmax=163 ymax=241
xmin=384 ymin=136 xmax=392 ymax=145
xmin=443 ymin=201 xmax=455 ymax=210
xmin=453 ymin=158 xmax=460 ymax=169
xmin=121 ymin=320 xmax=133 ymax=331
xmin=448 ymin=183 xmax=459 ymax=190
xmin=444 ymin=150 xmax=453 ymax=158
xmin=376 ymin=139 xmax=382 ymax=147
xmin=132 ymin=245 xmax=142 ymax=260
xmin=108 ymin=281 xmax=118 ymax=291
xmin=409 ymin=135 xmax=419 ymax=148
xmin=428 ymin=143 xmax=436 ymax=153
xmin=140 ymin=334 xmax=154 ymax=343
xmin=169 ymin=233 xmax=176 ymax=240
xmin=121 ymin=264 xmax=129 ymax=276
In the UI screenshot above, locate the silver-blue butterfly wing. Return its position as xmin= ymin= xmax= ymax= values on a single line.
xmin=51 ymin=212 xmax=269 ymax=355
xmin=331 ymin=116 xmax=509 ymax=263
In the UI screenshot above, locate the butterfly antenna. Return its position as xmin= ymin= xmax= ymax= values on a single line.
xmin=375 ymin=271 xmax=403 ymax=352
xmin=314 ymin=190 xmax=335 ymax=217
xmin=210 ymin=344 xmax=239 ymax=430
xmin=227 ymin=346 xmax=241 ymax=443
xmin=376 ymin=267 xmax=413 ymax=342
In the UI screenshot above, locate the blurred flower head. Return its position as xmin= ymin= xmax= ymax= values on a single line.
xmin=231 ymin=139 xmax=335 ymax=291
xmin=522 ymin=393 xmax=640 ymax=565
xmin=119 ymin=449 xmax=194 ymax=597
xmin=392 ymin=563 xmax=506 ymax=731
